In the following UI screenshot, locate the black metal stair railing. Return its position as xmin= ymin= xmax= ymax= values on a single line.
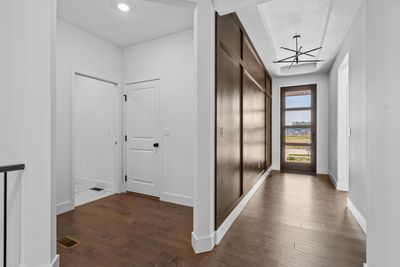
xmin=0 ymin=164 xmax=25 ymax=267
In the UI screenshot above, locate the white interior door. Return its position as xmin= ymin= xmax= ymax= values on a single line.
xmin=125 ymin=79 xmax=161 ymax=197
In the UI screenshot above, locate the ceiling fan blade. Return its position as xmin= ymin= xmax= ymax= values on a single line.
xmin=280 ymin=46 xmax=298 ymax=53
xmin=144 ymin=0 xmax=196 ymax=7
xmin=296 ymin=60 xmax=324 ymax=63
xmin=298 ymin=51 xmax=316 ymax=58
xmin=273 ymin=54 xmax=297 ymax=63
xmin=289 ymin=57 xmax=296 ymax=69
xmin=282 ymin=46 xmax=318 ymax=58
xmin=301 ymin=47 xmax=322 ymax=55
xmin=274 ymin=60 xmax=324 ymax=63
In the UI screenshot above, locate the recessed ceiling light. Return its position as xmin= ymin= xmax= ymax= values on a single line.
xmin=117 ymin=2 xmax=130 ymax=12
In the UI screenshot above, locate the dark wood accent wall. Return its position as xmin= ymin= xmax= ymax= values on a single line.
xmin=215 ymin=41 xmax=242 ymax=225
xmin=242 ymin=72 xmax=266 ymax=193
xmin=215 ymin=13 xmax=272 ymax=228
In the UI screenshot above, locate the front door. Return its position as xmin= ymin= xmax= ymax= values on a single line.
xmin=125 ymin=79 xmax=161 ymax=197
xmin=281 ymin=85 xmax=317 ymax=173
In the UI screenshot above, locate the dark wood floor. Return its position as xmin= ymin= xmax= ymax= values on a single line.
xmin=57 ymin=171 xmax=366 ymax=267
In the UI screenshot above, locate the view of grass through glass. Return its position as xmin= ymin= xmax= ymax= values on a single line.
xmin=285 ymin=145 xmax=311 ymax=163
xmin=285 ymin=128 xmax=311 ymax=144
xmin=285 ymin=110 xmax=311 ymax=126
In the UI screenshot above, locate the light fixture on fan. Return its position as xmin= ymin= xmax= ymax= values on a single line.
xmin=273 ymin=35 xmax=323 ymax=69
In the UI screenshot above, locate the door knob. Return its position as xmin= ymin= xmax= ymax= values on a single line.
xmin=153 ymin=143 xmax=159 ymax=148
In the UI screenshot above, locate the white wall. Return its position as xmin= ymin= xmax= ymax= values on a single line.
xmin=328 ymin=2 xmax=366 ymax=216
xmin=272 ymin=73 xmax=330 ymax=174
xmin=56 ymin=20 xmax=123 ymax=213
xmin=0 ymin=1 xmax=27 ymax=264
xmin=366 ymin=0 xmax=400 ymax=266
xmin=192 ymin=0 xmax=216 ymax=253
xmin=0 ymin=0 xmax=57 ymax=265
xmin=123 ymin=29 xmax=195 ymax=206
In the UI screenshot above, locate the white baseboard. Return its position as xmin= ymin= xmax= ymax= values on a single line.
xmin=20 ymin=254 xmax=59 ymax=267
xmin=317 ymin=169 xmax=329 ymax=175
xmin=190 ymin=168 xmax=271 ymax=254
xmin=328 ymin=171 xmax=338 ymax=187
xmin=160 ymin=192 xmax=193 ymax=207
xmin=76 ymin=176 xmax=115 ymax=192
xmin=271 ymin=165 xmax=280 ymax=171
xmin=328 ymin=171 xmax=348 ymax=191
xmin=363 ymin=264 xmax=368 ymax=267
xmin=347 ymin=197 xmax=367 ymax=234
xmin=215 ymin=168 xmax=272 ymax=245
xmin=51 ymin=255 xmax=60 ymax=267
xmin=191 ymin=232 xmax=215 ymax=254
xmin=56 ymin=200 xmax=74 ymax=215
xmin=336 ymin=182 xmax=348 ymax=191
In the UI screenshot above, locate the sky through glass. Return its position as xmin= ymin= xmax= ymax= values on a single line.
xmin=285 ymin=95 xmax=311 ymax=125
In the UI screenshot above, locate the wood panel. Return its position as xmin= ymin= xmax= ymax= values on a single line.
xmin=242 ymin=73 xmax=266 ymax=193
xmin=218 ymin=14 xmax=242 ymax=61
xmin=215 ymin=47 xmax=242 ymax=227
xmin=266 ymin=72 xmax=272 ymax=95
xmin=215 ymin=13 xmax=272 ymax=228
xmin=266 ymin=76 xmax=272 ymax=166
xmin=243 ymin=37 xmax=265 ymax=89
xmin=266 ymin=95 xmax=272 ymax=167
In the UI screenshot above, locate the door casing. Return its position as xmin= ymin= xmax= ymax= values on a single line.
xmin=337 ymin=53 xmax=350 ymax=191
xmin=280 ymin=84 xmax=317 ymax=174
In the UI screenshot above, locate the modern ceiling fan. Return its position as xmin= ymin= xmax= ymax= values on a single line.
xmin=273 ymin=35 xmax=323 ymax=69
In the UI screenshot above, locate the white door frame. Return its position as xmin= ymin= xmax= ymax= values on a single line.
xmin=123 ymin=78 xmax=163 ymax=196
xmin=337 ymin=53 xmax=350 ymax=191
xmin=70 ymin=68 xmax=122 ymax=208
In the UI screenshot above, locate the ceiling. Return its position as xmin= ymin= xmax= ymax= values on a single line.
xmin=57 ymin=0 xmax=194 ymax=47
xmin=234 ymin=0 xmax=362 ymax=77
xmin=58 ymin=0 xmax=362 ymax=76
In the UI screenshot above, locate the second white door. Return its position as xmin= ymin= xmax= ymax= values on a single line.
xmin=125 ymin=79 xmax=161 ymax=197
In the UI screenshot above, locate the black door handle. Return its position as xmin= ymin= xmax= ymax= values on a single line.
xmin=153 ymin=143 xmax=159 ymax=148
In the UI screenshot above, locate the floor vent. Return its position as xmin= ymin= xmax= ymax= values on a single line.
xmin=90 ymin=187 xmax=104 ymax=192
xmin=57 ymin=236 xmax=79 ymax=248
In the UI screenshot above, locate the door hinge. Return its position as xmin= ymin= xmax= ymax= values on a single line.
xmin=124 ymin=94 xmax=127 ymax=102
xmin=124 ymin=175 xmax=127 ymax=182
xmin=125 ymin=135 xmax=127 ymax=142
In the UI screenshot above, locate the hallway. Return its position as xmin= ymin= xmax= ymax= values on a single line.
xmin=57 ymin=172 xmax=366 ymax=267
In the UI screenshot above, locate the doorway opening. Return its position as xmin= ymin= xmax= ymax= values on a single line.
xmin=280 ymin=84 xmax=317 ymax=174
xmin=55 ymin=0 xmax=195 ymax=215
xmin=71 ymin=72 xmax=120 ymax=206
xmin=55 ymin=1 xmax=197 ymax=263
xmin=337 ymin=53 xmax=349 ymax=191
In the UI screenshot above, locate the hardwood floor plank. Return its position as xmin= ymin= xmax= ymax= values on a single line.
xmin=58 ymin=172 xmax=366 ymax=267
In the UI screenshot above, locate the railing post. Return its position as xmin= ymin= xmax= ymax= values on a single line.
xmin=3 ymin=172 xmax=6 ymax=267
xmin=0 ymin=164 xmax=24 ymax=267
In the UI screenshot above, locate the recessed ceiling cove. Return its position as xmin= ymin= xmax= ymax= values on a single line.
xmin=262 ymin=0 xmax=330 ymax=68
xmin=236 ymin=0 xmax=362 ymax=77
